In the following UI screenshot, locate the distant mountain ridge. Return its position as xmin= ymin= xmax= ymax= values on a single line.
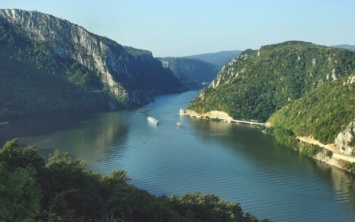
xmin=157 ymin=50 xmax=242 ymax=89
xmin=158 ymin=57 xmax=219 ymax=89
xmin=184 ymin=50 xmax=242 ymax=69
xmin=0 ymin=9 xmax=184 ymax=119
xmin=332 ymin=44 xmax=355 ymax=51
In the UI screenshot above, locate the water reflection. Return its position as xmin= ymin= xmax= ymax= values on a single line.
xmin=0 ymin=112 xmax=93 ymax=144
xmin=315 ymin=161 xmax=355 ymax=208
xmin=0 ymin=111 xmax=130 ymax=164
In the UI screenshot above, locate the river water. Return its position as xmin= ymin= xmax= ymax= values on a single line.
xmin=1 ymin=90 xmax=355 ymax=221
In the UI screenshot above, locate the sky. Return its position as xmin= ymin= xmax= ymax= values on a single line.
xmin=1 ymin=0 xmax=355 ymax=57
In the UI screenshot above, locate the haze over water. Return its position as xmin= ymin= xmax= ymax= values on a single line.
xmin=1 ymin=90 xmax=355 ymax=221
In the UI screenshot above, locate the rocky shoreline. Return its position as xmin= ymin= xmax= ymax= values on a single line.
xmin=298 ymin=136 xmax=355 ymax=172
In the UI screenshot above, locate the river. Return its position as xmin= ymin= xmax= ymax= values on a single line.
xmin=1 ymin=90 xmax=355 ymax=221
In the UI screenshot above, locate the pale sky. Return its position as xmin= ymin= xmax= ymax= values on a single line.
xmin=1 ymin=0 xmax=354 ymax=57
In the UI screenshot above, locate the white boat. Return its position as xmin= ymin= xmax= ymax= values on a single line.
xmin=176 ymin=121 xmax=182 ymax=127
xmin=147 ymin=116 xmax=159 ymax=125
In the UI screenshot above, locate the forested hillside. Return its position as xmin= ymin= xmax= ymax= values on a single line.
xmin=0 ymin=9 xmax=184 ymax=121
xmin=188 ymin=41 xmax=355 ymax=122
xmin=0 ymin=17 xmax=111 ymax=120
xmin=268 ymin=74 xmax=355 ymax=149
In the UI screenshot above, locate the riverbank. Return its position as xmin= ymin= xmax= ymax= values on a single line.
xmin=298 ymin=136 xmax=355 ymax=172
xmin=180 ymin=109 xmax=355 ymax=173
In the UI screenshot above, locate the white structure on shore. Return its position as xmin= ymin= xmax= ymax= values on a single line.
xmin=179 ymin=109 xmax=266 ymax=126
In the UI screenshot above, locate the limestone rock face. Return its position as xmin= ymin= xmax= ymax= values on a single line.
xmin=0 ymin=9 xmax=184 ymax=107
xmin=335 ymin=120 xmax=355 ymax=156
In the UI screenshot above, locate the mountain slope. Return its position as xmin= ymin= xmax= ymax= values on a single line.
xmin=185 ymin=50 xmax=241 ymax=69
xmin=158 ymin=57 xmax=219 ymax=88
xmin=188 ymin=41 xmax=355 ymax=122
xmin=268 ymin=75 xmax=355 ymax=148
xmin=0 ymin=9 xmax=184 ymax=119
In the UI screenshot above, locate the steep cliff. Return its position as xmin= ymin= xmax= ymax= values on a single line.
xmin=335 ymin=119 xmax=355 ymax=156
xmin=0 ymin=9 xmax=184 ymax=118
xmin=158 ymin=57 xmax=219 ymax=88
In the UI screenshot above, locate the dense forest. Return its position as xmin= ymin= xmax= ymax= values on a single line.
xmin=268 ymin=74 xmax=355 ymax=144
xmin=188 ymin=41 xmax=355 ymax=122
xmin=0 ymin=139 xmax=268 ymax=222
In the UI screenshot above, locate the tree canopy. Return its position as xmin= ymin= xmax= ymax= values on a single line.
xmin=268 ymin=74 xmax=355 ymax=145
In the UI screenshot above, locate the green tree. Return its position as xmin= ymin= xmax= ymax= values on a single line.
xmin=0 ymin=138 xmax=45 ymax=172
xmin=0 ymin=139 xmax=44 ymax=221
xmin=0 ymin=163 xmax=42 ymax=221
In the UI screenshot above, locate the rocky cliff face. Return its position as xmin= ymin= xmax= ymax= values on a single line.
xmin=335 ymin=120 xmax=355 ymax=156
xmin=0 ymin=9 xmax=184 ymax=107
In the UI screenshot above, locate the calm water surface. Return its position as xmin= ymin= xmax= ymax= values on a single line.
xmin=1 ymin=90 xmax=355 ymax=221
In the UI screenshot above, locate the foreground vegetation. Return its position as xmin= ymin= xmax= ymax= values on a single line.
xmin=0 ymin=139 xmax=268 ymax=222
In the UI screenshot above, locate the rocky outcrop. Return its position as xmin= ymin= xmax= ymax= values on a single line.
xmin=209 ymin=54 xmax=248 ymax=88
xmin=335 ymin=120 xmax=355 ymax=156
xmin=0 ymin=9 xmax=184 ymax=107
